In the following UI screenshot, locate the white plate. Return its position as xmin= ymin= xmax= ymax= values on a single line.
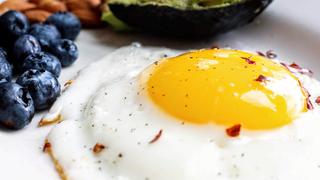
xmin=1 ymin=0 xmax=320 ymax=179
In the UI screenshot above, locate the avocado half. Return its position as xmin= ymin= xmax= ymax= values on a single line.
xmin=106 ymin=0 xmax=273 ymax=36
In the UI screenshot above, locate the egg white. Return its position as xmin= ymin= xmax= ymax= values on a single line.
xmin=46 ymin=44 xmax=320 ymax=180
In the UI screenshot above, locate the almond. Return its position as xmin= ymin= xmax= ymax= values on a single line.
xmin=99 ymin=1 xmax=109 ymax=13
xmin=38 ymin=0 xmax=67 ymax=13
xmin=0 ymin=0 xmax=36 ymax=14
xmin=65 ymin=0 xmax=91 ymax=11
xmin=29 ymin=0 xmax=43 ymax=5
xmin=71 ymin=9 xmax=102 ymax=28
xmin=65 ymin=0 xmax=102 ymax=10
xmin=24 ymin=9 xmax=51 ymax=23
xmin=37 ymin=0 xmax=54 ymax=5
xmin=86 ymin=0 xmax=102 ymax=8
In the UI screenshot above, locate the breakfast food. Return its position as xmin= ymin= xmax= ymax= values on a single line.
xmin=45 ymin=12 xmax=81 ymax=40
xmin=0 ymin=0 xmax=103 ymax=28
xmin=17 ymin=69 xmax=61 ymax=110
xmin=0 ymin=82 xmax=35 ymax=129
xmin=22 ymin=52 xmax=62 ymax=78
xmin=0 ymin=48 xmax=12 ymax=81
xmin=44 ymin=45 xmax=320 ymax=179
xmin=13 ymin=34 xmax=42 ymax=64
xmin=0 ymin=10 xmax=80 ymax=129
xmin=49 ymin=39 xmax=79 ymax=67
xmin=104 ymin=0 xmax=273 ymax=36
xmin=28 ymin=23 xmax=61 ymax=49
xmin=0 ymin=10 xmax=29 ymax=47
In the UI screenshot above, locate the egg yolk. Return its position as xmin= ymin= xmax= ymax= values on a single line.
xmin=144 ymin=49 xmax=308 ymax=130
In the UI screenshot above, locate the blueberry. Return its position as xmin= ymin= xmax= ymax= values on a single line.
xmin=0 ymin=50 xmax=12 ymax=81
xmin=0 ymin=10 xmax=29 ymax=47
xmin=0 ymin=78 xmax=7 ymax=84
xmin=0 ymin=47 xmax=11 ymax=64
xmin=22 ymin=52 xmax=61 ymax=78
xmin=28 ymin=23 xmax=61 ymax=49
xmin=12 ymin=35 xmax=41 ymax=66
xmin=46 ymin=12 xmax=81 ymax=40
xmin=49 ymin=39 xmax=78 ymax=67
xmin=17 ymin=69 xmax=61 ymax=110
xmin=0 ymin=82 xmax=34 ymax=130
xmin=0 ymin=47 xmax=7 ymax=58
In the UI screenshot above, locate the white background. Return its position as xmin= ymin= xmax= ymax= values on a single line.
xmin=0 ymin=0 xmax=320 ymax=179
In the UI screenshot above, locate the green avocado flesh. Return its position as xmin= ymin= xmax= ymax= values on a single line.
xmin=101 ymin=11 xmax=131 ymax=31
xmin=108 ymin=0 xmax=243 ymax=10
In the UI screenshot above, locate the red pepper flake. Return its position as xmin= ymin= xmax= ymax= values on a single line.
xmin=266 ymin=50 xmax=277 ymax=59
xmin=307 ymin=100 xmax=314 ymax=110
xmin=289 ymin=63 xmax=301 ymax=69
xmin=289 ymin=63 xmax=313 ymax=77
xmin=241 ymin=57 xmax=256 ymax=65
xmin=255 ymin=75 xmax=268 ymax=83
xmin=316 ymin=97 xmax=320 ymax=105
xmin=43 ymin=141 xmax=51 ymax=153
xmin=226 ymin=124 xmax=242 ymax=137
xmin=305 ymin=90 xmax=314 ymax=110
xmin=93 ymin=143 xmax=106 ymax=154
xmin=149 ymin=129 xmax=163 ymax=144
xmin=281 ymin=62 xmax=313 ymax=77
xmin=299 ymin=80 xmax=314 ymax=110
xmin=256 ymin=51 xmax=266 ymax=57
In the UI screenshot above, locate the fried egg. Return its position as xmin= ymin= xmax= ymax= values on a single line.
xmin=45 ymin=44 xmax=320 ymax=180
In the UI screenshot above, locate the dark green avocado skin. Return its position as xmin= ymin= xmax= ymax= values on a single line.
xmin=109 ymin=0 xmax=273 ymax=36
